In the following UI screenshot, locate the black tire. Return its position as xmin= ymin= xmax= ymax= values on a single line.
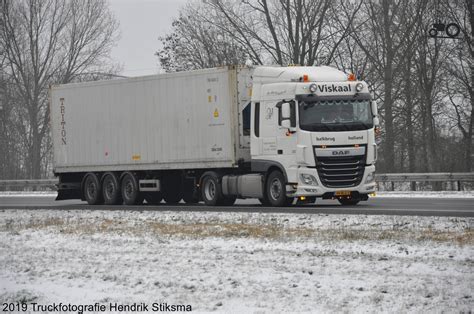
xmin=121 ymin=172 xmax=143 ymax=205
xmin=162 ymin=174 xmax=182 ymax=204
xmin=83 ymin=173 xmax=103 ymax=205
xmin=144 ymin=192 xmax=163 ymax=205
xmin=258 ymin=197 xmax=270 ymax=206
xmin=102 ymin=173 xmax=122 ymax=205
xmin=338 ymin=198 xmax=360 ymax=206
xmin=182 ymin=179 xmax=199 ymax=204
xmin=201 ymin=172 xmax=224 ymax=206
xmin=265 ymin=171 xmax=292 ymax=207
xmin=445 ymin=23 xmax=460 ymax=38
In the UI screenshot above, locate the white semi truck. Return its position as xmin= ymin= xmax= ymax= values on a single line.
xmin=50 ymin=65 xmax=378 ymax=207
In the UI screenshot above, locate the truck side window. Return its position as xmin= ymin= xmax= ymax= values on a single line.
xmin=277 ymin=101 xmax=296 ymax=127
xmin=254 ymin=102 xmax=260 ymax=137
xmin=242 ymin=102 xmax=251 ymax=136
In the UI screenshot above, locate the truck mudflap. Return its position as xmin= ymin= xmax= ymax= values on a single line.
xmin=56 ymin=183 xmax=81 ymax=200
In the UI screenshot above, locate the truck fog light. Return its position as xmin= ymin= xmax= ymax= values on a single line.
xmin=309 ymin=83 xmax=317 ymax=93
xmin=365 ymin=172 xmax=375 ymax=184
xmin=300 ymin=173 xmax=318 ymax=186
xmin=356 ymin=83 xmax=364 ymax=92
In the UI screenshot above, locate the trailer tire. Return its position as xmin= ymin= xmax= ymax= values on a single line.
xmin=201 ymin=172 xmax=224 ymax=206
xmin=102 ymin=173 xmax=122 ymax=205
xmin=265 ymin=171 xmax=292 ymax=207
xmin=162 ymin=175 xmax=182 ymax=204
xmin=83 ymin=173 xmax=103 ymax=205
xmin=121 ymin=172 xmax=143 ymax=205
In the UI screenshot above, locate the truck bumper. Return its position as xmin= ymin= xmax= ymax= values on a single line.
xmin=286 ymin=165 xmax=376 ymax=199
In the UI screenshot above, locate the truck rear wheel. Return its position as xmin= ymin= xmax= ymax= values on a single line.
xmin=162 ymin=175 xmax=182 ymax=204
xmin=201 ymin=172 xmax=224 ymax=206
xmin=265 ymin=171 xmax=292 ymax=207
xmin=83 ymin=173 xmax=103 ymax=205
xmin=102 ymin=173 xmax=122 ymax=205
xmin=121 ymin=172 xmax=143 ymax=205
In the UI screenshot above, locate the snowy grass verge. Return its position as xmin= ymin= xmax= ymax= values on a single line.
xmin=0 ymin=209 xmax=472 ymax=312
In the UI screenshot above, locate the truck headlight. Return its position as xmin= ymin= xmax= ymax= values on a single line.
xmin=365 ymin=172 xmax=375 ymax=184
xmin=300 ymin=173 xmax=318 ymax=186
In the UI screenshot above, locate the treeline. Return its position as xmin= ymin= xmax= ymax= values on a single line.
xmin=157 ymin=0 xmax=473 ymax=173
xmin=0 ymin=0 xmax=119 ymax=180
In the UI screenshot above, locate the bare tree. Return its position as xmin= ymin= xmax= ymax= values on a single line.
xmin=0 ymin=0 xmax=119 ymax=179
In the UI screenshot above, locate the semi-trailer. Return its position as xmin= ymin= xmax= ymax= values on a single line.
xmin=50 ymin=65 xmax=378 ymax=206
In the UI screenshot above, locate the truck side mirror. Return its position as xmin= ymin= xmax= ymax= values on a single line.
xmin=373 ymin=116 xmax=380 ymax=127
xmin=371 ymin=101 xmax=378 ymax=117
xmin=282 ymin=102 xmax=291 ymax=119
xmin=281 ymin=119 xmax=291 ymax=128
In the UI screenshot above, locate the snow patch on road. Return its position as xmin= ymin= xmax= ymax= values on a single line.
xmin=0 ymin=209 xmax=472 ymax=312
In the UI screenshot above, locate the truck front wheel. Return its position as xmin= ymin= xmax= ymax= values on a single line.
xmin=266 ymin=171 xmax=292 ymax=207
xmin=83 ymin=173 xmax=103 ymax=205
xmin=121 ymin=172 xmax=143 ymax=205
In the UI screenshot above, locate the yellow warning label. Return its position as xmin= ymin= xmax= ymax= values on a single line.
xmin=208 ymin=95 xmax=212 ymax=103
xmin=214 ymin=108 xmax=219 ymax=118
xmin=132 ymin=155 xmax=141 ymax=161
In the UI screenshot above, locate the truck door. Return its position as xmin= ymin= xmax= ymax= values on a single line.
xmin=252 ymin=100 xmax=296 ymax=158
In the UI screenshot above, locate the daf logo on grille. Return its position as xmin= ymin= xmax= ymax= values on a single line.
xmin=332 ymin=150 xmax=350 ymax=156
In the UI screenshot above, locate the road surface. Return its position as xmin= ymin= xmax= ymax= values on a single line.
xmin=0 ymin=195 xmax=472 ymax=217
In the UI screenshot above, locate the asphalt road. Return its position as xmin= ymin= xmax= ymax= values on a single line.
xmin=0 ymin=195 xmax=473 ymax=217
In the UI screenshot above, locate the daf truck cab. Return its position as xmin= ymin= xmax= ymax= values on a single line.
xmin=244 ymin=66 xmax=378 ymax=206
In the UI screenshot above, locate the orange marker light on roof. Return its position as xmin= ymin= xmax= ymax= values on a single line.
xmin=348 ymin=73 xmax=356 ymax=81
xmin=303 ymin=74 xmax=309 ymax=82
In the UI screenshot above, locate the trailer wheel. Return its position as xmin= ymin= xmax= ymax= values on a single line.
xmin=102 ymin=173 xmax=122 ymax=205
xmin=121 ymin=172 xmax=143 ymax=205
xmin=201 ymin=172 xmax=224 ymax=206
xmin=265 ymin=171 xmax=292 ymax=207
xmin=338 ymin=198 xmax=360 ymax=206
xmin=162 ymin=175 xmax=182 ymax=204
xmin=83 ymin=173 xmax=103 ymax=205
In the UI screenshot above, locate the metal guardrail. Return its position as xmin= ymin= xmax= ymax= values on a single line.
xmin=0 ymin=173 xmax=473 ymax=191
xmin=375 ymin=172 xmax=474 ymax=182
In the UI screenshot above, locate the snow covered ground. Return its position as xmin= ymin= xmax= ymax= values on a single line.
xmin=0 ymin=209 xmax=472 ymax=312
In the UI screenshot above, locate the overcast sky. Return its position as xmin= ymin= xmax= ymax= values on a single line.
xmin=107 ymin=0 xmax=190 ymax=77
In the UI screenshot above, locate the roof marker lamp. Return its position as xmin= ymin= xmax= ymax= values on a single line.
xmin=309 ymin=83 xmax=317 ymax=93
xmin=355 ymin=83 xmax=364 ymax=93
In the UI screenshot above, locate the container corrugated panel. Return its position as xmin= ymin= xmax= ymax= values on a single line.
xmin=50 ymin=67 xmax=242 ymax=173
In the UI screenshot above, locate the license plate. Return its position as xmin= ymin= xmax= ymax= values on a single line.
xmin=335 ymin=191 xmax=351 ymax=196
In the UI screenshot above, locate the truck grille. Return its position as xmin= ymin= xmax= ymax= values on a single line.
xmin=315 ymin=148 xmax=366 ymax=188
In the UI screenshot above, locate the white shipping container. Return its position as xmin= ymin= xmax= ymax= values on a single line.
xmin=50 ymin=67 xmax=252 ymax=173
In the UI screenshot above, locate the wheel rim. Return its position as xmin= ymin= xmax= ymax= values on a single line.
xmin=204 ymin=179 xmax=216 ymax=201
xmin=86 ymin=179 xmax=96 ymax=200
xmin=124 ymin=178 xmax=134 ymax=199
xmin=270 ymin=178 xmax=282 ymax=200
xmin=105 ymin=178 xmax=114 ymax=199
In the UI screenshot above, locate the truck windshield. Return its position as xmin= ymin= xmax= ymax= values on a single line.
xmin=299 ymin=99 xmax=373 ymax=132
